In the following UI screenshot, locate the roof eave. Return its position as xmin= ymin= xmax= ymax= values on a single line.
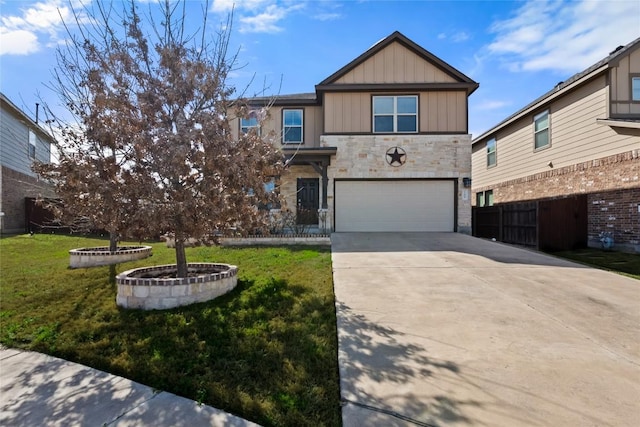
xmin=315 ymin=82 xmax=479 ymax=95
xmin=472 ymin=64 xmax=608 ymax=144
xmin=0 ymin=93 xmax=55 ymax=143
xmin=596 ymin=118 xmax=640 ymax=129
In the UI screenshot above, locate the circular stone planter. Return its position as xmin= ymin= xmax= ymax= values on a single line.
xmin=69 ymin=246 xmax=152 ymax=268
xmin=116 ymin=263 xmax=238 ymax=310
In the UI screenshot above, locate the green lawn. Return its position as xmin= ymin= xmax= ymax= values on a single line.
xmin=550 ymin=248 xmax=640 ymax=280
xmin=0 ymin=234 xmax=341 ymax=426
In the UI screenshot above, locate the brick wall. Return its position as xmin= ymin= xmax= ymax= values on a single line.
xmin=588 ymin=188 xmax=640 ymax=252
xmin=473 ymin=150 xmax=639 ymax=204
xmin=1 ymin=166 xmax=56 ymax=233
xmin=472 ymin=150 xmax=639 ymax=251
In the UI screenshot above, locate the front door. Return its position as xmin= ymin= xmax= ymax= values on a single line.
xmin=297 ymin=178 xmax=319 ymax=225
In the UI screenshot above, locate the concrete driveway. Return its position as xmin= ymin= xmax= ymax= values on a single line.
xmin=332 ymin=233 xmax=640 ymax=427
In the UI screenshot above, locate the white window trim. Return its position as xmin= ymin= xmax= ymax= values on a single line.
xmin=282 ymin=109 xmax=303 ymax=144
xmin=533 ymin=110 xmax=550 ymax=150
xmin=240 ymin=116 xmax=260 ymax=135
xmin=372 ymin=95 xmax=418 ymax=133
xmin=28 ymin=129 xmax=36 ymax=159
xmin=486 ymin=137 xmax=496 ymax=168
xmin=631 ymin=76 xmax=640 ymax=101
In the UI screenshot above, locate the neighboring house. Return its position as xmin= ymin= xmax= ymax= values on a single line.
xmin=472 ymin=38 xmax=640 ymax=252
xmin=0 ymin=93 xmax=55 ymax=234
xmin=231 ymin=31 xmax=478 ymax=233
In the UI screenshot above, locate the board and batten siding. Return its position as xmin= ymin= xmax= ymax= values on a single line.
xmin=610 ymin=46 xmax=640 ymax=116
xmin=0 ymin=106 xmax=51 ymax=177
xmin=421 ymin=91 xmax=467 ymax=133
xmin=324 ymin=91 xmax=467 ymax=134
xmin=472 ymin=74 xmax=639 ymax=189
xmin=334 ymin=42 xmax=457 ymax=84
xmin=230 ymin=105 xmax=323 ymax=148
xmin=324 ymin=93 xmax=371 ymax=133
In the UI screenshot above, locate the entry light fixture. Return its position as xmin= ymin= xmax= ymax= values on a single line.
xmin=462 ymin=177 xmax=472 ymax=188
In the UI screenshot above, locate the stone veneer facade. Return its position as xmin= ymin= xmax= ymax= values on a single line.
xmin=69 ymin=246 xmax=153 ymax=268
xmin=116 ymin=263 xmax=238 ymax=310
xmin=473 ymin=150 xmax=640 ymax=251
xmin=280 ymin=134 xmax=472 ymax=233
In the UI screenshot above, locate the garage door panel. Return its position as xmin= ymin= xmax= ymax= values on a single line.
xmin=335 ymin=180 xmax=454 ymax=232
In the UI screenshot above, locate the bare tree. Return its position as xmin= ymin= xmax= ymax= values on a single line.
xmin=34 ymin=0 xmax=283 ymax=276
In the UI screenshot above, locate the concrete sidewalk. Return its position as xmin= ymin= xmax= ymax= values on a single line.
xmin=0 ymin=347 xmax=259 ymax=427
xmin=332 ymin=232 xmax=640 ymax=427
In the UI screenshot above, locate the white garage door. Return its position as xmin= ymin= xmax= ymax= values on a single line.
xmin=335 ymin=180 xmax=454 ymax=232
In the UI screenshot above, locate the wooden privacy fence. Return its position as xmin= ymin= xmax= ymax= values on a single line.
xmin=472 ymin=195 xmax=588 ymax=251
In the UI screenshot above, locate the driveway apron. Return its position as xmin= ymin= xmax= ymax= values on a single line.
xmin=331 ymin=232 xmax=640 ymax=427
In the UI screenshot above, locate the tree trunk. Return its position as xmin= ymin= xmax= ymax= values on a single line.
xmin=174 ymin=230 xmax=188 ymax=278
xmin=109 ymin=231 xmax=118 ymax=252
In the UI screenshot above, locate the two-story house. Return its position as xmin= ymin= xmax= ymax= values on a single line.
xmin=471 ymin=38 xmax=640 ymax=252
xmin=1 ymin=93 xmax=55 ymax=234
xmin=231 ymin=31 xmax=478 ymax=233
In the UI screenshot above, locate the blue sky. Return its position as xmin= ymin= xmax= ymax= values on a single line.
xmin=1 ymin=0 xmax=639 ymax=138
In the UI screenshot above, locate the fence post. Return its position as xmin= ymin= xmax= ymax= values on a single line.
xmin=498 ymin=205 xmax=503 ymax=242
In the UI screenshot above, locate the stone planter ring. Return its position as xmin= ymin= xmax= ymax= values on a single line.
xmin=116 ymin=263 xmax=238 ymax=310
xmin=69 ymin=246 xmax=153 ymax=268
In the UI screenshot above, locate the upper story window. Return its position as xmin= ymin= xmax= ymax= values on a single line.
xmin=283 ymin=109 xmax=303 ymax=144
xmin=533 ymin=110 xmax=550 ymax=150
xmin=373 ymin=95 xmax=418 ymax=133
xmin=632 ymin=76 xmax=640 ymax=101
xmin=28 ymin=130 xmax=36 ymax=159
xmin=486 ymin=138 xmax=496 ymax=167
xmin=240 ymin=116 xmax=260 ymax=135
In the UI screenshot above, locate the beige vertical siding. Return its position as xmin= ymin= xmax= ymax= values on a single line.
xmin=231 ymin=105 xmax=323 ymax=148
xmin=472 ymin=75 xmax=639 ymax=189
xmin=335 ymin=42 xmax=457 ymax=84
xmin=324 ymin=93 xmax=371 ymax=133
xmin=610 ymin=47 xmax=640 ymax=115
xmin=325 ymin=91 xmax=466 ymax=133
xmin=304 ymin=106 xmax=324 ymax=147
xmin=421 ymin=92 xmax=466 ymax=133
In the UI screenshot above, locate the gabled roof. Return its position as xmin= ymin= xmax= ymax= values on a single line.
xmin=316 ymin=31 xmax=478 ymax=94
xmin=473 ymin=36 xmax=640 ymax=144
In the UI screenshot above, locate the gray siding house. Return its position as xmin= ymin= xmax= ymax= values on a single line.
xmin=1 ymin=93 xmax=55 ymax=234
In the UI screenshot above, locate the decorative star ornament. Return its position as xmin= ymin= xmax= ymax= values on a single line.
xmin=386 ymin=146 xmax=407 ymax=167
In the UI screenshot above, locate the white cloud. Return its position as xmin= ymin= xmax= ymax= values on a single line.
xmin=239 ymin=5 xmax=285 ymax=33
xmin=238 ymin=3 xmax=304 ymax=33
xmin=212 ymin=0 xmax=306 ymax=33
xmin=475 ymin=100 xmax=511 ymax=111
xmin=212 ymin=0 xmax=271 ymax=13
xmin=451 ymin=31 xmax=469 ymax=42
xmin=487 ymin=0 xmax=640 ymax=73
xmin=313 ymin=12 xmax=341 ymax=21
xmin=0 ymin=29 xmax=39 ymax=55
xmin=437 ymin=30 xmax=471 ymax=43
xmin=0 ymin=0 xmax=86 ymax=56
